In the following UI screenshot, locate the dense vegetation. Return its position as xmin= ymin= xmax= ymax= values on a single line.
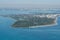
xmin=12 ymin=15 xmax=55 ymax=28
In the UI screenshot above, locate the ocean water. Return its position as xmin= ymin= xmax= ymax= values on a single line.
xmin=0 ymin=9 xmax=60 ymax=40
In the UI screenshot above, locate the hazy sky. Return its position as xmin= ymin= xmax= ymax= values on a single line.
xmin=0 ymin=0 xmax=60 ymax=8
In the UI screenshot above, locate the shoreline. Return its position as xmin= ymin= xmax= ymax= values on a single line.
xmin=29 ymin=17 xmax=58 ymax=28
xmin=0 ymin=14 xmax=60 ymax=28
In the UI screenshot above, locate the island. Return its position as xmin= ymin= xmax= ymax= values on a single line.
xmin=11 ymin=14 xmax=58 ymax=28
xmin=0 ymin=14 xmax=60 ymax=28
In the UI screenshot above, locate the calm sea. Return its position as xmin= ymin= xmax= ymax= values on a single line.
xmin=0 ymin=9 xmax=60 ymax=40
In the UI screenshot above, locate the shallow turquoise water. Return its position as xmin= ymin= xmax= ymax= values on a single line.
xmin=0 ymin=16 xmax=60 ymax=40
